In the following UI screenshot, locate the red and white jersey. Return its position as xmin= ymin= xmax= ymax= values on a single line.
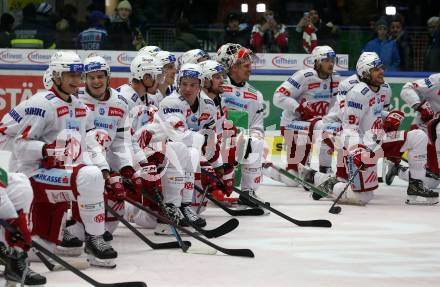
xmin=0 ymin=90 xmax=100 ymax=176
xmin=220 ymin=77 xmax=265 ymax=139
xmin=116 ymin=84 xmax=142 ymax=112
xmin=342 ymin=82 xmax=392 ymax=145
xmin=401 ymin=73 xmax=440 ymax=124
xmin=77 ymin=87 xmax=132 ymax=171
xmin=324 ymin=74 xmax=360 ymax=123
xmin=273 ymin=68 xmax=340 ymax=126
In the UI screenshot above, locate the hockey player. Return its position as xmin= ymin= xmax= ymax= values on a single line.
xmin=0 ymin=51 xmax=118 ymax=267
xmin=153 ymin=50 xmax=178 ymax=99
xmin=386 ymin=73 xmax=440 ymax=188
xmin=216 ymin=43 xmax=266 ymax=206
xmin=178 ymin=49 xmax=210 ymax=68
xmin=271 ymin=45 xmax=340 ymax=186
xmin=303 ymin=52 xmax=438 ymax=205
xmin=0 ymin=168 xmax=46 ymax=286
xmin=155 ymin=63 xmax=213 ymax=233
xmin=137 ymin=45 xmax=162 ymax=56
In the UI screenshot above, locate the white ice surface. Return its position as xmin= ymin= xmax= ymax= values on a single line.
xmin=0 ymin=151 xmax=439 ymax=287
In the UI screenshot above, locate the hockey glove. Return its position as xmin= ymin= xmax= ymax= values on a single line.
xmin=105 ymin=174 xmax=126 ymax=201
xmin=296 ymin=100 xmax=318 ymax=120
xmin=383 ymin=110 xmax=405 ymax=132
xmin=414 ymin=101 xmax=434 ymax=123
xmin=5 ymin=210 xmax=32 ymax=251
xmin=350 ymin=144 xmax=376 ymax=171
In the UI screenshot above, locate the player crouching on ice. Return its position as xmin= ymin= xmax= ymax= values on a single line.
xmin=0 ymin=51 xmax=118 ymax=268
xmin=300 ymin=52 xmax=438 ymax=205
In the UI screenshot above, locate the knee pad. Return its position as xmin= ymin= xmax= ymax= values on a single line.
xmin=76 ymin=165 xmax=104 ymax=199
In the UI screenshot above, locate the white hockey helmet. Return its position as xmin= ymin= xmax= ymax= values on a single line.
xmin=83 ymin=56 xmax=111 ymax=76
xmin=311 ymin=45 xmax=336 ymax=63
xmin=153 ymin=50 xmax=177 ymax=67
xmin=177 ymin=63 xmax=203 ymax=85
xmin=356 ymin=52 xmax=383 ymax=79
xmin=199 ymin=60 xmax=226 ymax=81
xmin=216 ymin=43 xmax=253 ymax=72
xmin=130 ymin=53 xmax=163 ymax=82
xmin=137 ymin=45 xmax=162 ymax=56
xmin=43 ymin=68 xmax=53 ymax=90
xmin=178 ymin=49 xmax=210 ymax=67
xmin=49 ymin=51 xmax=83 ymax=78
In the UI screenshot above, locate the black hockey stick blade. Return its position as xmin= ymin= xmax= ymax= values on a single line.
xmin=105 ymin=203 xmax=190 ymax=249
xmin=194 ymin=184 xmax=265 ymax=216
xmin=201 ymin=170 xmax=332 ymax=228
xmin=190 ymin=218 xmax=239 ymax=239
xmin=124 ymin=197 xmax=255 ymax=258
xmin=0 ymin=220 xmax=147 ymax=287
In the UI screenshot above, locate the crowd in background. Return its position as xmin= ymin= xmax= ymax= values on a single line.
xmin=0 ymin=0 xmax=439 ymax=71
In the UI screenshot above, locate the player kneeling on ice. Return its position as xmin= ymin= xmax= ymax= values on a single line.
xmin=270 ymin=45 xmax=340 ymax=186
xmin=154 ymin=63 xmax=211 ymax=235
xmin=216 ymin=43 xmax=266 ymax=207
xmin=0 ymin=51 xmax=118 ymax=268
xmin=386 ymin=73 xmax=440 ymax=189
xmin=300 ymin=52 xmax=438 ymax=205
xmin=0 ymin=168 xmax=47 ymax=286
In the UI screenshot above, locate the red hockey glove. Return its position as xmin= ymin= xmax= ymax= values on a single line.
xmin=137 ymin=129 xmax=152 ymax=149
xmin=415 ymin=101 xmax=434 ymax=123
xmin=120 ymin=166 xmax=136 ymax=180
xmin=5 ymin=210 xmax=32 ymax=251
xmin=42 ymin=139 xmax=81 ymax=169
xmin=105 ymin=174 xmax=126 ymax=201
xmin=383 ymin=110 xmax=405 ymax=132
xmin=296 ymin=100 xmax=317 ymax=120
xmin=350 ymin=145 xmax=376 ymax=171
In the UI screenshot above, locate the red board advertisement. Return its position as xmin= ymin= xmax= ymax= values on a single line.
xmin=0 ymin=75 xmax=128 ymax=119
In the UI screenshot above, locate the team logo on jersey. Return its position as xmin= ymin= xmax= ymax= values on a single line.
xmin=331 ymin=82 xmax=339 ymax=89
xmin=86 ymin=104 xmax=95 ymax=111
xmin=57 ymin=106 xmax=69 ymax=117
xmin=224 ymin=97 xmax=248 ymax=109
xmin=308 ymin=83 xmax=320 ymax=90
xmin=66 ymin=119 xmax=81 ymax=131
xmin=25 ymin=107 xmax=46 ymax=118
xmin=75 ymin=108 xmax=87 ymax=117
xmin=310 ymin=101 xmax=330 ymax=115
xmin=323 ymin=84 xmax=327 ymax=89
xmin=163 ymin=108 xmax=182 ymax=114
xmin=287 ymin=77 xmax=301 ymax=89
xmin=131 ymin=94 xmax=139 ymax=103
xmin=425 ymin=78 xmax=433 ymax=88
xmin=191 ymin=115 xmax=198 ymax=122
xmin=380 ymin=95 xmax=386 ymax=102
xmin=199 ymin=113 xmax=210 ymax=121
xmin=235 ymin=91 xmax=240 ymax=97
xmin=243 ymin=91 xmax=257 ymax=100
xmin=304 ymin=72 xmax=314 ymax=78
xmin=108 ymin=107 xmax=124 ymax=118
xmin=45 ymin=94 xmax=56 ymax=100
xmin=361 ymin=87 xmax=369 ymax=95
xmin=8 ymin=109 xmax=22 ymax=123
xmin=348 ymin=79 xmax=359 ymax=85
xmin=99 ymin=107 xmax=105 ymax=115
xmin=347 ymin=101 xmax=363 ymax=110
xmin=285 ymin=121 xmax=309 ymax=131
xmin=33 ymin=173 xmax=70 ymax=185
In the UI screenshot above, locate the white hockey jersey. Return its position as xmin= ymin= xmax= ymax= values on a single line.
xmin=77 ymin=87 xmax=133 ymax=171
xmin=342 ymin=82 xmax=392 ymax=146
xmin=324 ymin=74 xmax=360 ymax=123
xmin=401 ymin=73 xmax=440 ymax=124
xmin=220 ymin=77 xmax=265 ymax=139
xmin=0 ymin=90 xmax=102 ymax=176
xmin=273 ymin=68 xmax=340 ymax=126
xmin=116 ymin=84 xmax=142 ymax=112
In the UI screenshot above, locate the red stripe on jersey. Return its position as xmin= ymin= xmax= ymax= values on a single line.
xmin=21 ymin=125 xmax=32 ymax=140
xmin=308 ymin=83 xmax=320 ymax=90
xmin=243 ymin=91 xmax=257 ymax=100
xmin=0 ymin=126 xmax=6 ymax=135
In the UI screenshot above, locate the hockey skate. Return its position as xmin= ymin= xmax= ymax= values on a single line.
xmin=238 ymin=189 xmax=266 ymax=208
xmin=385 ymin=161 xmax=408 ymax=186
xmin=0 ymin=242 xmax=46 ymax=286
xmin=56 ymin=229 xmax=83 ymax=257
xmin=154 ymin=203 xmax=189 ymax=236
xmin=84 ymin=233 xmax=117 ymax=268
xmin=406 ymin=178 xmax=439 ymax=205
xmin=319 ymin=166 xmax=333 ymax=174
xmin=180 ymin=202 xmax=206 ymax=228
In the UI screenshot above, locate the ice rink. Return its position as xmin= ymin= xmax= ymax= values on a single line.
xmin=1 ymin=152 xmax=440 ymax=287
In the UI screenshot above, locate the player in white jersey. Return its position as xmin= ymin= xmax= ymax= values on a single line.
xmin=137 ymin=45 xmax=162 ymax=56
xmin=0 ymin=168 xmax=47 ymax=286
xmin=0 ymin=51 xmax=118 ymax=267
xmin=303 ymin=52 xmax=438 ymax=205
xmin=155 ymin=63 xmax=212 ymax=233
xmin=272 ymin=46 xmax=340 ymax=185
xmin=153 ymin=50 xmax=177 ymax=99
xmin=386 ymin=73 xmax=440 ymax=188
xmin=178 ymin=48 xmax=210 ymax=68
xmin=216 ymin=43 xmax=266 ymax=206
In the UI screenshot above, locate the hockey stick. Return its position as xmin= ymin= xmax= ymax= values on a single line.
xmin=194 ymin=184 xmax=265 ymax=216
xmin=105 ymin=202 xmax=191 ymax=250
xmin=139 ymin=187 xmax=240 ymax=239
xmin=201 ymin=170 xmax=332 ymax=228
xmin=35 ymin=250 xmax=89 ymax=271
xmin=123 ymin=197 xmax=254 ymax=258
xmin=0 ymin=219 xmax=147 ymax=287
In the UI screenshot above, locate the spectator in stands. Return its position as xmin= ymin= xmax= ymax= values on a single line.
xmin=424 ymin=16 xmax=440 ymax=72
xmin=295 ymin=9 xmax=339 ymax=53
xmin=35 ymin=2 xmax=56 ymax=28
xmin=11 ymin=3 xmax=56 ymax=48
xmin=174 ymin=18 xmax=200 ymax=52
xmin=363 ymin=19 xmax=400 ymax=71
xmin=108 ymin=1 xmax=144 ymax=51
xmin=250 ymin=9 xmax=287 ymax=53
xmin=55 ymin=4 xmax=81 ymax=49
xmin=218 ymin=11 xmax=250 ymax=49
xmin=0 ymin=13 xmax=14 ymax=48
xmin=77 ymin=10 xmax=109 ymax=50
xmin=389 ymin=16 xmax=413 ymax=71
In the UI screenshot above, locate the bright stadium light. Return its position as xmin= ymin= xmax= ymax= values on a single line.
xmin=241 ymin=3 xmax=248 ymax=13
xmin=385 ymin=6 xmax=396 ymax=15
xmin=256 ymin=3 xmax=266 ymax=13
